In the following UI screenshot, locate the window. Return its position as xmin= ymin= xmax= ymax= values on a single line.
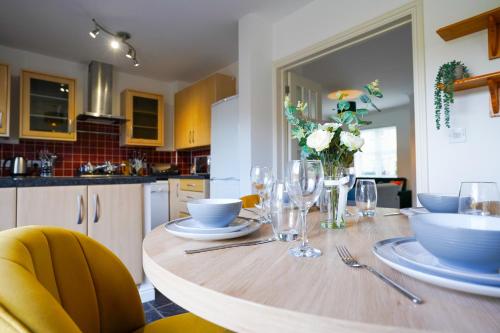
xmin=354 ymin=126 xmax=397 ymax=177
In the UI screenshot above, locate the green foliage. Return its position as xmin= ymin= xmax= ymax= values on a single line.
xmin=434 ymin=60 xmax=469 ymax=129
xmin=284 ymin=80 xmax=383 ymax=166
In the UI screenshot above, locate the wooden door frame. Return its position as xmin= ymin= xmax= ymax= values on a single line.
xmin=272 ymin=0 xmax=429 ymax=195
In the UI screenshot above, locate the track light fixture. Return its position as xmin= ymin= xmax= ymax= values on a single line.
xmin=89 ymin=18 xmax=139 ymax=67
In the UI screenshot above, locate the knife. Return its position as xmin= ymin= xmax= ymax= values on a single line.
xmin=185 ymin=238 xmax=276 ymax=254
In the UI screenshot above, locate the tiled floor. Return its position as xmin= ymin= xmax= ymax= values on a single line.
xmin=143 ymin=289 xmax=188 ymax=323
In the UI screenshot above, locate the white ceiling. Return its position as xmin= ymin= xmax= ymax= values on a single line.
xmin=290 ymin=23 xmax=413 ymax=119
xmin=0 ymin=0 xmax=312 ymax=82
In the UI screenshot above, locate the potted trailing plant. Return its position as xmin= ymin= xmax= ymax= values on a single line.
xmin=284 ymin=80 xmax=383 ymax=229
xmin=434 ymin=60 xmax=470 ymax=129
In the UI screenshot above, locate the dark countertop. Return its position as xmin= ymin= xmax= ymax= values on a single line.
xmin=0 ymin=176 xmax=157 ymax=188
xmin=165 ymin=174 xmax=210 ymax=180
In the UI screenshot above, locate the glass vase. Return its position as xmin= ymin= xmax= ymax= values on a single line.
xmin=320 ymin=164 xmax=349 ymax=229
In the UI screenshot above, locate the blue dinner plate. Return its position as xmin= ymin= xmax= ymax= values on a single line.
xmin=373 ymin=237 xmax=500 ymax=298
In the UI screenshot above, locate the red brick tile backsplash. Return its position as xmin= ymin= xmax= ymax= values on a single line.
xmin=0 ymin=121 xmax=210 ymax=177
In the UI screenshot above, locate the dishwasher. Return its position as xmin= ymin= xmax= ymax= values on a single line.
xmin=141 ymin=180 xmax=169 ymax=303
xmin=149 ymin=180 xmax=169 ymax=230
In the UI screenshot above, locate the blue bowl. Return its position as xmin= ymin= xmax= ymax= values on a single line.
xmin=410 ymin=213 xmax=500 ymax=272
xmin=417 ymin=193 xmax=459 ymax=213
xmin=187 ymin=199 xmax=242 ymax=228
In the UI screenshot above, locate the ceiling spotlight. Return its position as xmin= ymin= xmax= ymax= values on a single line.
xmin=126 ymin=48 xmax=134 ymax=59
xmin=89 ymin=28 xmax=100 ymax=38
xmin=89 ymin=19 xmax=140 ymax=68
xmin=110 ymin=39 xmax=120 ymax=49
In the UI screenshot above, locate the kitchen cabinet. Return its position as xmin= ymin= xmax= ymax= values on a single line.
xmin=16 ymin=184 xmax=144 ymax=284
xmin=20 ymin=70 xmax=77 ymax=141
xmin=174 ymin=73 xmax=235 ymax=150
xmin=87 ymin=184 xmax=143 ymax=283
xmin=169 ymin=178 xmax=209 ymax=219
xmin=17 ymin=186 xmax=87 ymax=234
xmin=0 ymin=64 xmax=10 ymax=137
xmin=0 ymin=188 xmax=16 ymax=231
xmin=121 ymin=89 xmax=164 ymax=147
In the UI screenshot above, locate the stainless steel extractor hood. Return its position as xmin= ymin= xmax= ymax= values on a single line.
xmin=77 ymin=61 xmax=125 ymax=123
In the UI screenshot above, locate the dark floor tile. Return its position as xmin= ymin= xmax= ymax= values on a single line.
xmin=156 ymin=303 xmax=187 ymax=317
xmin=151 ymin=289 xmax=173 ymax=307
xmin=142 ymin=302 xmax=153 ymax=312
xmin=144 ymin=309 xmax=163 ymax=323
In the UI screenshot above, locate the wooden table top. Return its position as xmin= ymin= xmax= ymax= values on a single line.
xmin=143 ymin=208 xmax=500 ymax=333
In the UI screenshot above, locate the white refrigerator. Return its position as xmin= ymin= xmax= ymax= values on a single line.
xmin=210 ymin=95 xmax=240 ymax=199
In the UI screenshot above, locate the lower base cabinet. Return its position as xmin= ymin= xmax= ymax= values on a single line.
xmin=0 ymin=188 xmax=16 ymax=231
xmin=16 ymin=184 xmax=144 ymax=284
xmin=87 ymin=184 xmax=143 ymax=283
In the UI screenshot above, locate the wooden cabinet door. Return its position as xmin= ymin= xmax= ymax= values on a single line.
xmin=169 ymin=179 xmax=181 ymax=219
xmin=193 ymin=76 xmax=214 ymax=147
xmin=174 ymin=87 xmax=193 ymax=149
xmin=0 ymin=64 xmax=10 ymax=137
xmin=17 ymin=186 xmax=87 ymax=234
xmin=0 ymin=188 xmax=16 ymax=231
xmin=121 ymin=89 xmax=164 ymax=147
xmin=20 ymin=70 xmax=77 ymax=141
xmin=87 ymin=184 xmax=143 ymax=284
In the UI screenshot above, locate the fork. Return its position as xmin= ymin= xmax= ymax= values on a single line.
xmin=336 ymin=245 xmax=423 ymax=304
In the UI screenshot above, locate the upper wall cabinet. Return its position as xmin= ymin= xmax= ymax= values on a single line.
xmin=0 ymin=64 xmax=10 ymax=137
xmin=20 ymin=70 xmax=77 ymax=141
xmin=175 ymin=73 xmax=235 ymax=150
xmin=121 ymin=89 xmax=164 ymax=147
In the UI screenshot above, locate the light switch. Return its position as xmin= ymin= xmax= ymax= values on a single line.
xmin=449 ymin=128 xmax=466 ymax=143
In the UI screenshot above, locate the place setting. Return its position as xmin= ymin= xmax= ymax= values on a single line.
xmin=375 ymin=181 xmax=500 ymax=298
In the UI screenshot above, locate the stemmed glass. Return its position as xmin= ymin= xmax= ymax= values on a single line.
xmin=250 ymin=166 xmax=273 ymax=223
xmin=285 ymin=160 xmax=324 ymax=258
xmin=344 ymin=167 xmax=356 ymax=216
xmin=458 ymin=182 xmax=500 ymax=216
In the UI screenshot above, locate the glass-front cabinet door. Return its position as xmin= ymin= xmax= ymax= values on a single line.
xmin=20 ymin=70 xmax=76 ymax=141
xmin=121 ymin=89 xmax=164 ymax=147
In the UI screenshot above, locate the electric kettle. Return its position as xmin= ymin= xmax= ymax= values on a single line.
xmin=3 ymin=156 xmax=27 ymax=176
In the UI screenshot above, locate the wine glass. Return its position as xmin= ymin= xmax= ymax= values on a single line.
xmin=356 ymin=179 xmax=377 ymax=217
xmin=344 ymin=167 xmax=356 ymax=216
xmin=285 ymin=160 xmax=324 ymax=258
xmin=250 ymin=166 xmax=273 ymax=223
xmin=458 ymin=182 xmax=500 ymax=216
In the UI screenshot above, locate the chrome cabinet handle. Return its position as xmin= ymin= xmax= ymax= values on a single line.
xmin=176 ymin=183 xmax=180 ymax=198
xmin=191 ymin=130 xmax=194 ymax=144
xmin=0 ymin=111 xmax=3 ymax=128
xmin=76 ymin=194 xmax=84 ymax=225
xmin=187 ymin=183 xmax=196 ymax=187
xmin=68 ymin=118 xmax=74 ymax=133
xmin=93 ymin=194 xmax=101 ymax=223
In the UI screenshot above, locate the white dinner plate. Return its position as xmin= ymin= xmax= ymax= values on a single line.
xmin=390 ymin=238 xmax=500 ymax=286
xmin=373 ymin=237 xmax=500 ymax=298
xmin=174 ymin=217 xmax=250 ymax=233
xmin=165 ymin=221 xmax=261 ymax=241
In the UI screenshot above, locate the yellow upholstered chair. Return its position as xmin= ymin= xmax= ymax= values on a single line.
xmin=0 ymin=226 xmax=229 ymax=333
xmin=240 ymin=194 xmax=260 ymax=208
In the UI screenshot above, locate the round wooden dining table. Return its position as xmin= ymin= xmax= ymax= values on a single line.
xmin=143 ymin=208 xmax=500 ymax=333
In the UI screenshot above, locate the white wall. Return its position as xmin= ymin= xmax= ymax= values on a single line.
xmin=238 ymin=14 xmax=273 ymax=195
xmin=266 ymin=0 xmax=500 ymax=196
xmin=0 ymin=44 xmax=176 ymax=150
xmin=361 ymin=105 xmax=415 ymax=192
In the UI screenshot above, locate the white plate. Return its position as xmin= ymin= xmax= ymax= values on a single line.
xmin=373 ymin=237 xmax=500 ymax=298
xmin=175 ymin=217 xmax=250 ymax=233
xmin=165 ymin=221 xmax=261 ymax=241
xmin=391 ymin=238 xmax=500 ymax=286
xmin=400 ymin=207 xmax=428 ymax=217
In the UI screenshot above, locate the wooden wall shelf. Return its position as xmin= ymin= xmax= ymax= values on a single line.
xmin=447 ymin=71 xmax=500 ymax=117
xmin=436 ymin=7 xmax=500 ymax=59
